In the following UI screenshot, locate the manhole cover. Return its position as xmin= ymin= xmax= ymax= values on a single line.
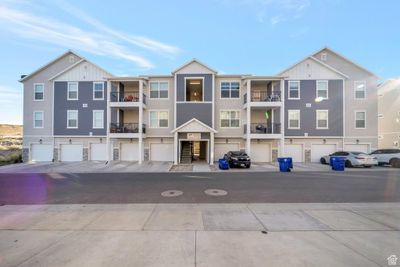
xmin=204 ymin=189 xmax=228 ymax=196
xmin=161 ymin=190 xmax=183 ymax=197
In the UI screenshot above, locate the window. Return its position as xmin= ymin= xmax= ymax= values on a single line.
xmin=67 ymin=82 xmax=78 ymax=100
xmin=321 ymin=53 xmax=327 ymax=61
xmin=288 ymin=110 xmax=300 ymax=129
xmin=93 ymin=82 xmax=104 ymax=100
xmin=288 ymin=81 xmax=300 ymax=99
xmin=355 ymin=111 xmax=366 ymax=129
xmin=185 ymin=78 xmax=203 ymax=102
xmin=67 ymin=110 xmax=78 ymax=128
xmin=92 ymin=110 xmax=104 ymax=129
xmin=220 ymin=81 xmax=240 ymax=98
xmin=33 ymin=111 xmax=43 ymax=128
xmin=316 ymin=80 xmax=328 ymax=99
xmin=220 ymin=111 xmax=240 ymax=128
xmin=354 ymin=81 xmax=366 ymax=99
xmin=149 ymin=111 xmax=168 ymax=128
xmin=34 ymin=84 xmax=44 ymax=100
xmin=316 ymin=110 xmax=329 ymax=129
xmin=150 ymin=81 xmax=169 ymax=99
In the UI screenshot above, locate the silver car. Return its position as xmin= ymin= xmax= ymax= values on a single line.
xmin=320 ymin=151 xmax=378 ymax=168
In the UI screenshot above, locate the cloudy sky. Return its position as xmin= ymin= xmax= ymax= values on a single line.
xmin=0 ymin=0 xmax=399 ymax=124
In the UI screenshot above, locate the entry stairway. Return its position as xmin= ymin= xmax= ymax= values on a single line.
xmin=180 ymin=142 xmax=192 ymax=164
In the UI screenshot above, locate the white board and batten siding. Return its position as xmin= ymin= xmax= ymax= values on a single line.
xmin=55 ymin=60 xmax=111 ymax=81
xmin=280 ymin=58 xmax=344 ymax=80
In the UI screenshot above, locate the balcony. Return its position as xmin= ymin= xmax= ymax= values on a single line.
xmin=244 ymin=91 xmax=282 ymax=107
xmin=109 ymin=91 xmax=146 ymax=107
xmin=244 ymin=123 xmax=282 ymax=139
xmin=109 ymin=123 xmax=146 ymax=138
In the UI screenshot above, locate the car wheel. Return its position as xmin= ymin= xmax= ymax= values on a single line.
xmin=345 ymin=160 xmax=353 ymax=168
xmin=364 ymin=166 xmax=372 ymax=168
xmin=389 ymin=158 xmax=399 ymax=166
xmin=246 ymin=164 xmax=251 ymax=168
xmin=320 ymin=158 xmax=326 ymax=165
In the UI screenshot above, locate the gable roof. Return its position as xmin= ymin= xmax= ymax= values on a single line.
xmin=48 ymin=57 xmax=113 ymax=81
xmin=19 ymin=50 xmax=81 ymax=82
xmin=313 ymin=46 xmax=378 ymax=77
xmin=278 ymin=55 xmax=349 ymax=79
xmin=172 ymin=59 xmax=217 ymax=74
xmin=171 ymin=118 xmax=217 ymax=133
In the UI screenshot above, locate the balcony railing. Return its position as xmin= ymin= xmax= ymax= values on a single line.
xmin=109 ymin=123 xmax=146 ymax=134
xmin=244 ymin=123 xmax=281 ymax=134
xmin=251 ymin=91 xmax=281 ymax=102
xmin=110 ymin=91 xmax=146 ymax=104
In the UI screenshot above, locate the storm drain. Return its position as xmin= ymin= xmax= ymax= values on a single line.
xmin=204 ymin=189 xmax=228 ymax=196
xmin=161 ymin=190 xmax=183 ymax=197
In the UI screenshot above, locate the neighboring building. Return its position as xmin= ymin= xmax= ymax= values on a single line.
xmin=20 ymin=47 xmax=380 ymax=164
xmin=377 ymin=78 xmax=400 ymax=148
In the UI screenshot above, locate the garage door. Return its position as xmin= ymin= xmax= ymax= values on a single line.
xmin=150 ymin=143 xmax=174 ymax=161
xmin=31 ymin=144 xmax=53 ymax=162
xmin=311 ymin=144 xmax=336 ymax=163
xmin=60 ymin=144 xmax=83 ymax=162
xmin=90 ymin=143 xmax=107 ymax=161
xmin=285 ymin=144 xmax=304 ymax=162
xmin=214 ymin=143 xmax=240 ymax=160
xmin=250 ymin=143 xmax=271 ymax=162
xmin=344 ymin=144 xmax=369 ymax=153
xmin=120 ymin=143 xmax=139 ymax=161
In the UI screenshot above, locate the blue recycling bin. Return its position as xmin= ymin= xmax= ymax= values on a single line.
xmin=277 ymin=157 xmax=292 ymax=172
xmin=330 ymin=156 xmax=345 ymax=171
xmin=218 ymin=159 xmax=229 ymax=170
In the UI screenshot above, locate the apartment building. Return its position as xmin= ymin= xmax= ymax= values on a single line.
xmin=20 ymin=47 xmax=379 ymax=164
xmin=377 ymin=78 xmax=400 ymax=148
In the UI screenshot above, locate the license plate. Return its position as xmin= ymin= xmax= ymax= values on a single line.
xmin=241 ymin=164 xmax=245 ymax=167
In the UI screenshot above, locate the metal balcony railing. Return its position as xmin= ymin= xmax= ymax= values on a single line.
xmin=109 ymin=123 xmax=146 ymax=134
xmin=251 ymin=91 xmax=281 ymax=102
xmin=244 ymin=123 xmax=281 ymax=134
xmin=110 ymin=91 xmax=146 ymax=104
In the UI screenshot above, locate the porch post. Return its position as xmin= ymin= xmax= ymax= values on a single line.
xmin=106 ymin=80 xmax=111 ymax=162
xmin=210 ymin=131 xmax=214 ymax=165
xmin=174 ymin=132 xmax=178 ymax=165
xmin=138 ymin=80 xmax=143 ymax=164
xmin=246 ymin=80 xmax=251 ymax=155
xmin=280 ymin=78 xmax=285 ymax=157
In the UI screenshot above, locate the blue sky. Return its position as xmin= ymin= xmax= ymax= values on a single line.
xmin=0 ymin=0 xmax=399 ymax=124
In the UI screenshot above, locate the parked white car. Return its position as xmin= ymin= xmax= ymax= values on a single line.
xmin=320 ymin=151 xmax=378 ymax=168
xmin=369 ymin=149 xmax=400 ymax=166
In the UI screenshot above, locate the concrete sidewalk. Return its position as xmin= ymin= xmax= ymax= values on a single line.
xmin=0 ymin=203 xmax=399 ymax=266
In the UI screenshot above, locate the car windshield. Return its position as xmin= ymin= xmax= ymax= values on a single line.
xmin=231 ymin=151 xmax=247 ymax=156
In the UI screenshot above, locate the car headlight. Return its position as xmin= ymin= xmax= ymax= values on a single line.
xmin=231 ymin=157 xmax=238 ymax=160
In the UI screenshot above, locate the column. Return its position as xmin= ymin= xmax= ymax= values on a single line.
xmin=280 ymin=78 xmax=285 ymax=157
xmin=246 ymin=80 xmax=251 ymax=155
xmin=210 ymin=132 xmax=214 ymax=165
xmin=106 ymin=80 xmax=111 ymax=162
xmin=138 ymin=80 xmax=143 ymax=164
xmin=174 ymin=132 xmax=178 ymax=165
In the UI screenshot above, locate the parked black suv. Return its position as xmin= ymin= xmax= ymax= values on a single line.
xmin=224 ymin=151 xmax=251 ymax=168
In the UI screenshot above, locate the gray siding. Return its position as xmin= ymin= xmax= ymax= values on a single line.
xmin=176 ymin=74 xmax=213 ymax=102
xmin=54 ymin=81 xmax=107 ymax=135
xmin=285 ymin=80 xmax=343 ymax=136
xmin=176 ymin=103 xmax=213 ymax=127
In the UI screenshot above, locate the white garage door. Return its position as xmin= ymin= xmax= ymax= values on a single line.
xmin=31 ymin=144 xmax=53 ymax=162
xmin=150 ymin=143 xmax=174 ymax=161
xmin=311 ymin=144 xmax=337 ymax=163
xmin=214 ymin=143 xmax=240 ymax=160
xmin=250 ymin=143 xmax=271 ymax=162
xmin=344 ymin=144 xmax=369 ymax=153
xmin=120 ymin=143 xmax=139 ymax=161
xmin=90 ymin=143 xmax=107 ymax=161
xmin=285 ymin=144 xmax=304 ymax=162
xmin=60 ymin=144 xmax=83 ymax=162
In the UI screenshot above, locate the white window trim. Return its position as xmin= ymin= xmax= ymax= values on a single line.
xmin=92 ymin=110 xmax=104 ymax=129
xmin=288 ymin=81 xmax=300 ymax=100
xmin=316 ymin=109 xmax=329 ymax=129
xmin=33 ymin=111 xmax=44 ymax=128
xmin=354 ymin=81 xmax=366 ymax=100
xmin=219 ymin=110 xmax=241 ymax=128
xmin=149 ymin=110 xmax=169 ymax=128
xmin=354 ymin=110 xmax=366 ymax=129
xmin=67 ymin=110 xmax=78 ymax=129
xmin=316 ymin=80 xmax=329 ymax=100
xmin=93 ymin=82 xmax=104 ymax=100
xmin=67 ymin=82 xmax=79 ymax=101
xmin=184 ymin=77 xmax=205 ymax=102
xmin=33 ymin=83 xmax=44 ymax=101
xmin=321 ymin=52 xmax=327 ymax=61
xmin=149 ymin=81 xmax=169 ymax=100
xmin=220 ymin=81 xmax=241 ymax=99
xmin=288 ymin=109 xmax=300 ymax=129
